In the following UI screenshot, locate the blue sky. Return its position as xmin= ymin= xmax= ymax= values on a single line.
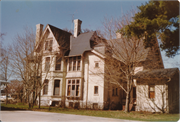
xmin=0 ymin=0 xmax=179 ymax=69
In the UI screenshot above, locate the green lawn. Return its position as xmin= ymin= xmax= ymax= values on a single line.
xmin=1 ymin=103 xmax=179 ymax=121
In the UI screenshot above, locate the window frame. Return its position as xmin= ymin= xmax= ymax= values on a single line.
xmin=68 ymin=56 xmax=81 ymax=72
xmin=53 ymin=80 xmax=60 ymax=96
xmin=94 ymin=86 xmax=99 ymax=95
xmin=66 ymin=79 xmax=81 ymax=97
xmin=45 ymin=41 xmax=49 ymax=50
xmin=45 ymin=57 xmax=50 ymax=72
xmin=95 ymin=62 xmax=99 ymax=68
xmin=55 ymin=57 xmax=62 ymax=71
xmin=112 ymin=87 xmax=118 ymax=96
xmin=149 ymin=85 xmax=155 ymax=99
xmin=44 ymin=39 xmax=53 ymax=51
xmin=43 ymin=79 xmax=49 ymax=95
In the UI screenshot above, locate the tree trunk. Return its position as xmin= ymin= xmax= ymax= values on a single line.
xmin=38 ymin=92 xmax=41 ymax=108
xmin=124 ymin=92 xmax=130 ymax=112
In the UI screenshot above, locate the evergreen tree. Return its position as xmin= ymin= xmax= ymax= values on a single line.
xmin=120 ymin=0 xmax=179 ymax=57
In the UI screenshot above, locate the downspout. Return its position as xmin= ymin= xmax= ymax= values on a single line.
xmin=86 ymin=54 xmax=89 ymax=109
xmin=81 ymin=54 xmax=84 ymax=100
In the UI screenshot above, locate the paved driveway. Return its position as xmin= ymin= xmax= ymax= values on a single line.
xmin=0 ymin=110 xmax=143 ymax=122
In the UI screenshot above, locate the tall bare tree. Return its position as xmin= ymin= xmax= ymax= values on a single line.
xmin=100 ymin=12 xmax=163 ymax=112
xmin=9 ymin=27 xmax=45 ymax=108
xmin=0 ymin=47 xmax=13 ymax=104
xmin=10 ymin=26 xmax=71 ymax=108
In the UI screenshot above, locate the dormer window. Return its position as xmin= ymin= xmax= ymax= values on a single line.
xmin=45 ymin=40 xmax=53 ymax=51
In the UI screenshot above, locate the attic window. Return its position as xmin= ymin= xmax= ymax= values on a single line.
xmin=95 ymin=62 xmax=99 ymax=68
xmin=45 ymin=40 xmax=53 ymax=51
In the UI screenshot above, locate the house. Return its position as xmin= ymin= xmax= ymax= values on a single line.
xmin=35 ymin=19 xmax=168 ymax=110
xmin=35 ymin=19 xmax=107 ymax=109
xmin=0 ymin=74 xmax=9 ymax=96
xmin=134 ymin=68 xmax=179 ymax=113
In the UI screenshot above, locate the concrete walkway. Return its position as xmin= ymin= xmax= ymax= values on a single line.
xmin=0 ymin=110 xmax=144 ymax=122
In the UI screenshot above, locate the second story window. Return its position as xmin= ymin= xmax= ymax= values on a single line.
xmin=45 ymin=40 xmax=53 ymax=51
xmin=69 ymin=57 xmax=72 ymax=71
xmin=94 ymin=86 xmax=98 ymax=95
xmin=55 ymin=57 xmax=61 ymax=70
xmin=68 ymin=56 xmax=81 ymax=71
xmin=45 ymin=57 xmax=50 ymax=72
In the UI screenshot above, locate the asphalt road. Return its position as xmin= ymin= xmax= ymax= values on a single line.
xmin=0 ymin=110 xmax=144 ymax=122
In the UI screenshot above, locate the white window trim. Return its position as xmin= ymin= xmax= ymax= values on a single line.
xmin=67 ymin=56 xmax=81 ymax=72
xmin=66 ymin=79 xmax=81 ymax=97
xmin=53 ymin=79 xmax=61 ymax=96
xmin=94 ymin=86 xmax=99 ymax=96
xmin=55 ymin=56 xmax=62 ymax=71
xmin=44 ymin=38 xmax=53 ymax=51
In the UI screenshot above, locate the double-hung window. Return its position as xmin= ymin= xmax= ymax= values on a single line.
xmin=68 ymin=56 xmax=81 ymax=71
xmin=54 ymin=80 xmax=60 ymax=95
xmin=55 ymin=57 xmax=61 ymax=70
xmin=45 ymin=40 xmax=53 ymax=51
xmin=45 ymin=57 xmax=50 ymax=72
xmin=149 ymin=85 xmax=155 ymax=99
xmin=67 ymin=79 xmax=80 ymax=97
xmin=94 ymin=86 xmax=98 ymax=95
xmin=112 ymin=87 xmax=118 ymax=96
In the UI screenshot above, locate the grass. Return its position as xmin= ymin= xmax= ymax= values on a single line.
xmin=1 ymin=103 xmax=179 ymax=121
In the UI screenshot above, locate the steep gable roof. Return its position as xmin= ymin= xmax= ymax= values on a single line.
xmin=48 ymin=24 xmax=72 ymax=48
xmin=69 ymin=31 xmax=95 ymax=56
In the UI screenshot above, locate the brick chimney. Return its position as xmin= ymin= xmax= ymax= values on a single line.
xmin=36 ymin=24 xmax=44 ymax=45
xmin=74 ymin=19 xmax=82 ymax=37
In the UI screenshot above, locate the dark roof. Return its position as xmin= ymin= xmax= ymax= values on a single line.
xmin=48 ymin=24 xmax=72 ymax=48
xmin=110 ymin=38 xmax=150 ymax=63
xmin=69 ymin=31 xmax=95 ymax=56
xmin=134 ymin=68 xmax=179 ymax=79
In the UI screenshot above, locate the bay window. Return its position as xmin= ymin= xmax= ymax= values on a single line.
xmin=67 ymin=79 xmax=80 ymax=97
